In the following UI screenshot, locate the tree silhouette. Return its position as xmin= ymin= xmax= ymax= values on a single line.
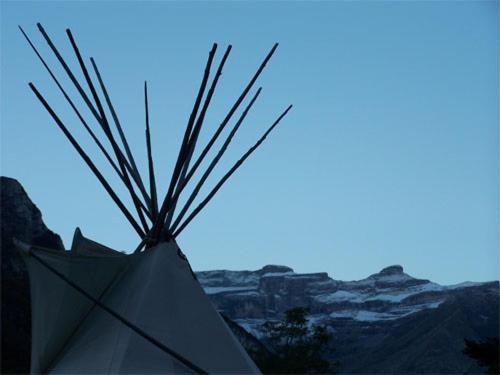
xmin=252 ymin=307 xmax=339 ymax=374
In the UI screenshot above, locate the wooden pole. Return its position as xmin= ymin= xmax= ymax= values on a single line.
xmin=37 ymin=24 xmax=102 ymax=124
xmin=182 ymin=43 xmax=279 ymax=189
xmin=173 ymin=104 xmax=292 ymax=238
xmin=151 ymin=44 xmax=217 ymax=243
xmin=164 ymin=45 xmax=232 ymax=230
xmin=90 ymin=57 xmax=153 ymax=212
xmin=19 ymin=26 xmax=151 ymax=218
xmin=144 ymin=82 xmax=159 ymax=221
xmin=29 ymin=83 xmax=146 ymax=238
xmin=170 ymin=88 xmax=262 ymax=233
xmin=18 ymin=27 xmax=122 ymax=184
xmin=37 ymin=24 xmax=150 ymax=222
xmin=66 ymin=29 xmax=150 ymax=232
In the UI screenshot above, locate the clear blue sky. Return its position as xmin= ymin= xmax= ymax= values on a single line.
xmin=1 ymin=1 xmax=498 ymax=284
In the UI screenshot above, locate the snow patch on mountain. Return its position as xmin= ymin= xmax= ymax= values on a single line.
xmin=315 ymin=290 xmax=361 ymax=303
xmin=262 ymin=271 xmax=295 ymax=278
xmin=330 ymin=300 xmax=444 ymax=321
xmin=203 ymin=286 xmax=258 ymax=294
xmin=445 ymin=281 xmax=485 ymax=289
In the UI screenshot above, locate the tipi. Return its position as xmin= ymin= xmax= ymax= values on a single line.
xmin=17 ymin=24 xmax=291 ymax=374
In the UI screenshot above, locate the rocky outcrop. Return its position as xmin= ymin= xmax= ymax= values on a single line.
xmin=379 ymin=264 xmax=404 ymax=275
xmin=1 ymin=177 xmax=64 ymax=373
xmin=1 ymin=176 xmax=63 ymax=271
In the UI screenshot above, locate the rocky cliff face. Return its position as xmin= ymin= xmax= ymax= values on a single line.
xmin=197 ymin=263 xmax=482 ymax=328
xmin=1 ymin=177 xmax=64 ymax=373
xmin=197 ymin=264 xmax=499 ymax=373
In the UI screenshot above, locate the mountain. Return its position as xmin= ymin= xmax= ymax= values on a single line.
xmin=1 ymin=176 xmax=498 ymax=373
xmin=197 ymin=265 xmax=499 ymax=373
xmin=1 ymin=177 xmax=64 ymax=373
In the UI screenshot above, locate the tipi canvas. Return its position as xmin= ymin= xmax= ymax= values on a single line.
xmin=19 ymin=231 xmax=258 ymax=373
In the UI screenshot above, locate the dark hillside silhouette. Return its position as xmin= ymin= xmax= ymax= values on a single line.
xmin=463 ymin=337 xmax=499 ymax=374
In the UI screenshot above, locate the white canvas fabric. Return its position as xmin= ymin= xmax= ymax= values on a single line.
xmin=18 ymin=239 xmax=131 ymax=374
xmin=19 ymin=232 xmax=259 ymax=374
xmin=70 ymin=228 xmax=124 ymax=257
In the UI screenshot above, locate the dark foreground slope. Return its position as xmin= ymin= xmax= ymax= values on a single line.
xmin=332 ymin=284 xmax=499 ymax=373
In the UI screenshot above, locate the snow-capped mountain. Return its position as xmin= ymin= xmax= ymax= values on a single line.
xmin=196 ymin=264 xmax=496 ymax=337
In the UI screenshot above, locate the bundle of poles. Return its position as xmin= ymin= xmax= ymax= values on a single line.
xmin=21 ymin=24 xmax=292 ymax=252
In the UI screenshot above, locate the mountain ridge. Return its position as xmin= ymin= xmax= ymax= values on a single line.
xmin=198 ymin=263 xmax=493 ymax=288
xmin=196 ymin=263 xmax=497 ymax=327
